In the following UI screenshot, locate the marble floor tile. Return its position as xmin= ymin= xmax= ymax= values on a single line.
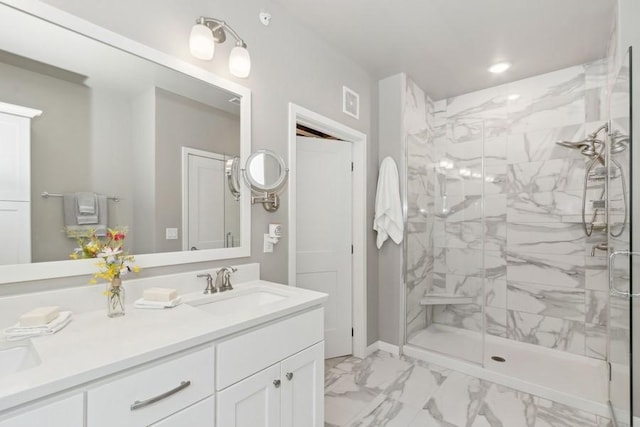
xmin=347 ymin=397 xmax=422 ymax=427
xmin=382 ymin=363 xmax=446 ymax=408
xmin=326 ymin=355 xmax=351 ymax=370
xmin=325 ymin=371 xmax=381 ymax=426
xmin=325 ymin=351 xmax=612 ymax=427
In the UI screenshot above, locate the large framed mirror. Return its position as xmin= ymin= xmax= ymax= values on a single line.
xmin=0 ymin=1 xmax=251 ymax=284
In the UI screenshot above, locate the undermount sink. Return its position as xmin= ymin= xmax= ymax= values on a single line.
xmin=0 ymin=341 xmax=41 ymax=377
xmin=188 ymin=287 xmax=288 ymax=316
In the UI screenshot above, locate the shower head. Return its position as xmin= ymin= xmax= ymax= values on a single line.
xmin=580 ymin=146 xmax=598 ymax=157
xmin=556 ymin=138 xmax=605 ymax=165
xmin=610 ymin=132 xmax=629 ymax=154
xmin=556 ymin=140 xmax=590 ymax=150
xmin=610 ymin=141 xmax=627 ymax=154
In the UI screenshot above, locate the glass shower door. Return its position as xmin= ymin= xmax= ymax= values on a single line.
xmin=607 ymin=47 xmax=633 ymax=427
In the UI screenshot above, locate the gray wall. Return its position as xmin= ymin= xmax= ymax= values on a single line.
xmin=36 ymin=0 xmax=379 ymax=345
xmin=154 ymin=88 xmax=240 ymax=253
xmin=0 ymin=59 xmax=90 ymax=262
xmin=377 ymin=74 xmax=405 ymax=345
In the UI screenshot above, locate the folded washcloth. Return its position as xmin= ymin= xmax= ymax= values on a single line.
xmin=3 ymin=311 xmax=73 ymax=341
xmin=76 ymin=192 xmax=97 ymax=215
xmin=134 ymin=297 xmax=182 ymax=310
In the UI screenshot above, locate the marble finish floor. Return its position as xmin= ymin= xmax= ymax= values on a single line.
xmin=324 ymin=351 xmax=614 ymax=427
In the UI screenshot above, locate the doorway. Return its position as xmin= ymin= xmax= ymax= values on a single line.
xmin=296 ymin=135 xmax=352 ymax=358
xmin=287 ymin=103 xmax=367 ymax=359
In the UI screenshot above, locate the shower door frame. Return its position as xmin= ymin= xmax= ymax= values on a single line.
xmin=607 ymin=46 xmax=634 ymax=427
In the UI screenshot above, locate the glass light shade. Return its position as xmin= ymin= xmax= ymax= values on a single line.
xmin=189 ymin=24 xmax=215 ymax=60
xmin=229 ymin=46 xmax=251 ymax=78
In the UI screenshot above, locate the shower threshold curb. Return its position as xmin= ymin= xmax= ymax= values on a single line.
xmin=402 ymin=343 xmax=610 ymax=419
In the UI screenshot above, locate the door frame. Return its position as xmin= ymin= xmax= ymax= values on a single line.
xmin=287 ymin=103 xmax=367 ymax=359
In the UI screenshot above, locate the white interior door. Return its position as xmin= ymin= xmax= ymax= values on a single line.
xmin=183 ymin=149 xmax=225 ymax=251
xmin=0 ymin=201 xmax=30 ymax=264
xmin=296 ymin=136 xmax=352 ymax=359
xmin=0 ymin=111 xmax=30 ymax=201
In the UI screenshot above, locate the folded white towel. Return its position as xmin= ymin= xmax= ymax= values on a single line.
xmin=3 ymin=311 xmax=73 ymax=341
xmin=373 ymin=157 xmax=404 ymax=248
xmin=134 ymin=297 xmax=182 ymax=310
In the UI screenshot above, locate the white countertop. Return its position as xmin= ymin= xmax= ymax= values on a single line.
xmin=0 ymin=280 xmax=327 ymax=412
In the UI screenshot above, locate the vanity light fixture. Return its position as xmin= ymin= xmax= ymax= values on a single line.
xmin=189 ymin=16 xmax=251 ymax=78
xmin=488 ymin=62 xmax=511 ymax=74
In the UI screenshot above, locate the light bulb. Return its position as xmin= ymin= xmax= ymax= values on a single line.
xmin=488 ymin=62 xmax=511 ymax=74
xmin=190 ymin=24 xmax=215 ymax=60
xmin=229 ymin=45 xmax=251 ymax=78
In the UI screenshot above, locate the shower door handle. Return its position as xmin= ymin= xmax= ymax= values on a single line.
xmin=609 ymin=250 xmax=640 ymax=298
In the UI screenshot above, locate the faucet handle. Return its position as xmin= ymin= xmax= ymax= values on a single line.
xmin=197 ymin=273 xmax=216 ymax=294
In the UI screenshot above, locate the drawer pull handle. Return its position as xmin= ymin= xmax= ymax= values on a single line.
xmin=130 ymin=380 xmax=191 ymax=411
xmin=286 ymin=372 xmax=293 ymax=381
xmin=273 ymin=379 xmax=281 ymax=388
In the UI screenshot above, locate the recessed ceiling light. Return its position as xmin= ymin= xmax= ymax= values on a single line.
xmin=488 ymin=62 xmax=511 ymax=74
xmin=507 ymin=93 xmax=520 ymax=101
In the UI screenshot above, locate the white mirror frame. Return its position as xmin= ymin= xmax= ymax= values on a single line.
xmin=243 ymin=149 xmax=288 ymax=193
xmin=0 ymin=0 xmax=252 ymax=284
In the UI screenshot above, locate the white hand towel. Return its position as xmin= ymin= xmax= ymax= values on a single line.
xmin=76 ymin=192 xmax=97 ymax=215
xmin=373 ymin=157 xmax=404 ymax=249
xmin=134 ymin=297 xmax=182 ymax=309
xmin=76 ymin=192 xmax=98 ymax=225
xmin=3 ymin=311 xmax=73 ymax=341
xmin=65 ymin=194 xmax=108 ymax=237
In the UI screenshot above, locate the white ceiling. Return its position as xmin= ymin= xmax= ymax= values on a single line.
xmin=274 ymin=0 xmax=616 ymax=100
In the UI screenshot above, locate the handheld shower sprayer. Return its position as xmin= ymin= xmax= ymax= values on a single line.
xmin=554 ymin=122 xmax=628 ymax=239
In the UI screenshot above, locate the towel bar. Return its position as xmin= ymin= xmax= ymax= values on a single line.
xmin=41 ymin=191 xmax=119 ymax=202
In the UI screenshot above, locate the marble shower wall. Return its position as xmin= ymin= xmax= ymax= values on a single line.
xmin=407 ymin=62 xmax=611 ymax=359
xmin=405 ymin=78 xmax=435 ymax=339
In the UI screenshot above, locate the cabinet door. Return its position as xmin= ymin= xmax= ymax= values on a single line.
xmin=150 ymin=396 xmax=214 ymax=427
xmin=281 ymin=342 xmax=324 ymax=427
xmin=217 ymin=364 xmax=281 ymax=427
xmin=0 ymin=201 xmax=30 ymax=264
xmin=0 ymin=394 xmax=83 ymax=427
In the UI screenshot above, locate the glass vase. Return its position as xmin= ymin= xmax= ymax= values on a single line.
xmin=107 ymin=277 xmax=126 ymax=317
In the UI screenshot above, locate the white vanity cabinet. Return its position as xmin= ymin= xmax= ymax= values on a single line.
xmin=0 ymin=393 xmax=83 ymax=427
xmin=217 ymin=363 xmax=282 ymax=426
xmin=87 ymin=345 xmax=215 ymax=427
xmin=281 ymin=342 xmax=324 ymax=427
xmin=149 ymin=396 xmax=215 ymax=426
xmin=217 ymin=343 xmax=324 ymax=427
xmin=216 ymin=308 xmax=325 ymax=427
xmin=0 ymin=292 xmax=326 ymax=427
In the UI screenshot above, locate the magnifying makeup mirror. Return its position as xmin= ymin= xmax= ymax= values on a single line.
xmin=241 ymin=150 xmax=288 ymax=211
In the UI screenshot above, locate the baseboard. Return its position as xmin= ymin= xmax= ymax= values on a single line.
xmin=366 ymin=340 xmax=400 ymax=357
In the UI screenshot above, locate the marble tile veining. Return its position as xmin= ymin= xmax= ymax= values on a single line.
xmin=405 ymin=60 xmax=611 ymax=361
xmin=326 ymin=351 xmax=612 ymax=427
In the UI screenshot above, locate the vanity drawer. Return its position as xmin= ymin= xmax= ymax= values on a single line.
xmin=87 ymin=345 xmax=215 ymax=427
xmin=216 ymin=308 xmax=323 ymax=390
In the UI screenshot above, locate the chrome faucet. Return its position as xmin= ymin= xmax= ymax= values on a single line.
xmin=197 ymin=273 xmax=216 ymax=294
xmin=215 ymin=266 xmax=238 ymax=292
